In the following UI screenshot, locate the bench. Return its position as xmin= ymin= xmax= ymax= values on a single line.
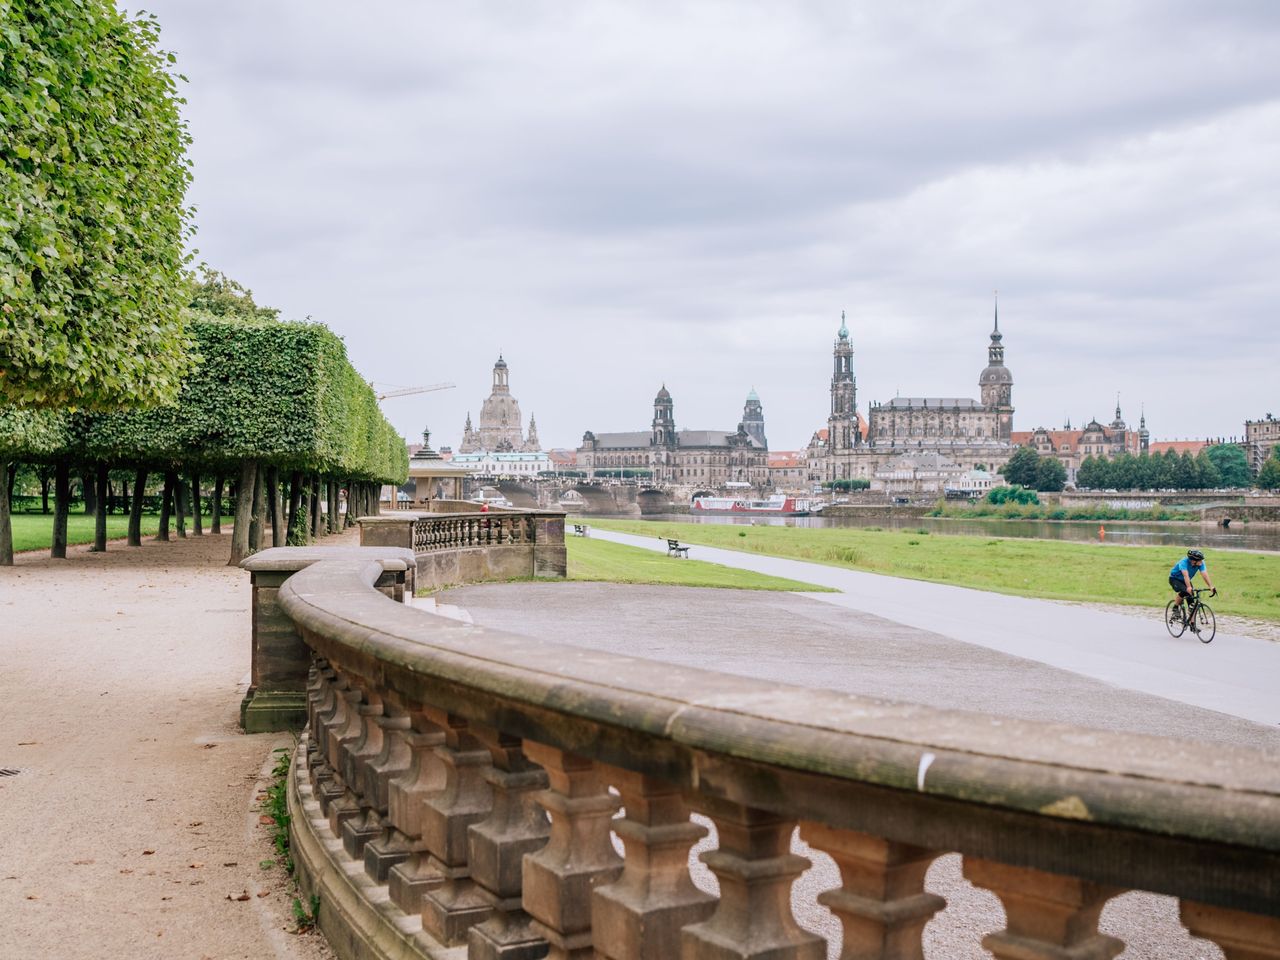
xmin=573 ymin=523 xmax=589 ymax=537
xmin=666 ymin=538 xmax=690 ymax=558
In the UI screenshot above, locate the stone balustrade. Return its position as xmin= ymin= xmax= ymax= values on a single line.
xmin=262 ymin=547 xmax=1280 ymax=959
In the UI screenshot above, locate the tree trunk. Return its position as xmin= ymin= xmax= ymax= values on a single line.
xmin=174 ymin=473 xmax=188 ymax=539
xmin=52 ymin=462 xmax=70 ymax=559
xmin=156 ymin=472 xmax=174 ymax=541
xmin=249 ymin=464 xmax=264 ymax=553
xmin=120 ymin=478 xmax=130 ymax=517
xmin=212 ymin=474 xmax=224 ymax=534
xmin=267 ymin=467 xmax=283 ymax=547
xmin=40 ymin=469 xmax=50 ymax=514
xmin=229 ymin=460 xmax=257 ymax=565
xmin=82 ymin=470 xmax=97 ymax=515
xmin=91 ymin=463 xmax=109 ymax=552
xmin=299 ymin=475 xmax=312 ymax=545
xmin=309 ymin=474 xmax=321 ymax=540
xmin=6 ymin=462 xmax=17 ymax=503
xmin=286 ymin=471 xmax=303 ymax=545
xmin=191 ymin=472 xmax=203 ymax=536
xmin=127 ymin=469 xmax=148 ymax=547
xmin=0 ymin=462 xmax=12 ymax=567
xmin=327 ymin=479 xmax=339 ymax=534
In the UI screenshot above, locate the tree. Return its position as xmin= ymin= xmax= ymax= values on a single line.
xmin=1076 ymin=455 xmax=1101 ymax=490
xmin=1175 ymin=451 xmax=1199 ymax=490
xmin=1000 ymin=446 xmax=1041 ymax=487
xmin=0 ymin=1 xmax=194 ymax=409
xmin=1205 ymin=444 xmax=1251 ymax=488
xmin=1035 ymin=456 xmax=1067 ymax=492
xmin=1256 ymin=452 xmax=1280 ymax=491
xmin=1194 ymin=450 xmax=1222 ymax=489
xmin=187 ymin=265 xmax=280 ymax=323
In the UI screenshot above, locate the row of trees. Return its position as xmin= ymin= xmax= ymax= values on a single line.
xmin=0 ymin=311 xmax=407 ymax=565
xmin=1075 ymin=446 xmax=1251 ymax=491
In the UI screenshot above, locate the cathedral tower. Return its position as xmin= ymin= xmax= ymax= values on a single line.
xmin=828 ymin=312 xmax=859 ymax=451
xmin=651 ymin=384 xmax=676 ymax=449
xmin=978 ymin=297 xmax=1014 ymax=441
xmin=741 ymin=387 xmax=767 ymax=448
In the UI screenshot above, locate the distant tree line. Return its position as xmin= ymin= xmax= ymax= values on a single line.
xmin=1075 ymin=445 xmax=1253 ymax=491
xmin=998 ymin=447 xmax=1067 ymax=492
xmin=823 ymin=479 xmax=871 ymax=491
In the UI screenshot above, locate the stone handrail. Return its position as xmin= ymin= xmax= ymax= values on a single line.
xmin=271 ymin=552 xmax=1280 ymax=959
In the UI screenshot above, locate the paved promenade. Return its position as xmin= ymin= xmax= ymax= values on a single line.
xmin=0 ymin=534 xmax=335 ymax=960
xmin=590 ymin=528 xmax=1280 ymax=727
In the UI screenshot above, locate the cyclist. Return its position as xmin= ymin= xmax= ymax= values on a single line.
xmin=1169 ymin=548 xmax=1216 ymax=623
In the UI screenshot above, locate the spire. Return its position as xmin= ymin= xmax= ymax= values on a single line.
xmin=838 ymin=310 xmax=848 ymax=340
xmin=1115 ymin=391 xmax=1122 ymax=421
xmin=991 ymin=290 xmax=1002 ymax=341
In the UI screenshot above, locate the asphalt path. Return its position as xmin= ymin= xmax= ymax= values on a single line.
xmin=591 ymin=528 xmax=1280 ymax=728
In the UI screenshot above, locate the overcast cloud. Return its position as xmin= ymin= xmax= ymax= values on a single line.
xmin=139 ymin=0 xmax=1280 ymax=451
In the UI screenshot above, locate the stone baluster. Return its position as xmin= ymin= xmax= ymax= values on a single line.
xmin=340 ymin=689 xmax=390 ymax=858
xmin=521 ymin=742 xmax=623 ymax=960
xmin=326 ymin=684 xmax=372 ymax=834
xmin=345 ymin=699 xmax=412 ymax=867
xmin=305 ymin=660 xmax=336 ymax=778
xmin=314 ymin=675 xmax=355 ymax=816
xmin=592 ymin=768 xmax=715 ymax=960
xmin=797 ymin=822 xmax=944 ymax=960
xmin=417 ymin=708 xmax=496 ymax=946
xmin=466 ymin=726 xmax=552 ymax=960
xmin=681 ymin=798 xmax=824 ymax=960
xmin=1180 ymin=901 xmax=1280 ymax=959
xmin=386 ymin=709 xmax=450 ymax=913
xmin=962 ymin=858 xmax=1124 ymax=960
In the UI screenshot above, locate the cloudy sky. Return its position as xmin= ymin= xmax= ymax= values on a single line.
xmin=140 ymin=1 xmax=1280 ymax=452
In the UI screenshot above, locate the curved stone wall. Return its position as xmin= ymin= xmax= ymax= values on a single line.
xmin=273 ymin=536 xmax=1280 ymax=959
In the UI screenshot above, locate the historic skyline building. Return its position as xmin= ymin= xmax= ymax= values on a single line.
xmin=459 ymin=355 xmax=542 ymax=453
xmin=578 ymin=387 xmax=769 ymax=486
xmin=811 ymin=303 xmax=1018 ymax=481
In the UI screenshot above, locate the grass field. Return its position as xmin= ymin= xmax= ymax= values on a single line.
xmin=8 ymin=513 xmax=163 ymax=552
xmin=567 ymin=535 xmax=829 ymax=591
xmin=582 ymin=518 xmax=1280 ymax=621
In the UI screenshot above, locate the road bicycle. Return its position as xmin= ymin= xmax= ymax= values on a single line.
xmin=1165 ymin=588 xmax=1216 ymax=644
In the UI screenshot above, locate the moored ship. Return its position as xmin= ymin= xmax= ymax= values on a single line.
xmin=690 ymin=494 xmax=816 ymax=516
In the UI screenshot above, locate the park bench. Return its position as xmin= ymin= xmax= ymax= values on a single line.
xmin=666 ymin=538 xmax=690 ymax=558
xmin=573 ymin=523 xmax=589 ymax=537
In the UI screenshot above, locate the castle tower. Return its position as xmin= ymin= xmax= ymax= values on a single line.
xmin=741 ymin=387 xmax=767 ymax=448
xmin=524 ymin=414 xmax=540 ymax=452
xmin=827 ymin=311 xmax=859 ymax=451
xmin=1110 ymin=393 xmax=1126 ymax=432
xmin=492 ymin=355 xmax=510 ymax=393
xmin=978 ymin=295 xmax=1014 ymax=441
xmin=1139 ymin=405 xmax=1150 ymax=453
xmin=651 ymin=384 xmax=676 ymax=449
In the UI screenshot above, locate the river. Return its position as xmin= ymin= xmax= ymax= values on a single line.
xmin=628 ymin=513 xmax=1280 ymax=553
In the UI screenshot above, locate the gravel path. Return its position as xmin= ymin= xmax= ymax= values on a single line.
xmin=0 ymin=533 xmax=337 ymax=960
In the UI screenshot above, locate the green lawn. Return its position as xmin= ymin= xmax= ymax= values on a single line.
xmin=582 ymin=518 xmax=1280 ymax=622
xmin=8 ymin=513 xmax=163 ymax=552
xmin=568 ymin=535 xmax=830 ymax=592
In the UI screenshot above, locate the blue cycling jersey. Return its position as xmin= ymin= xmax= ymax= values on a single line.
xmin=1170 ymin=557 xmax=1206 ymax=581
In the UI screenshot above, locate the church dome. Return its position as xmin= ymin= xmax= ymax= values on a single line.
xmin=655 ymin=384 xmax=671 ymax=401
xmin=494 ymin=354 xmax=508 ymax=369
xmin=980 ymin=364 xmax=1013 ymax=385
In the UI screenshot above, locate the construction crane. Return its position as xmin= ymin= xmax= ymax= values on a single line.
xmin=372 ymin=382 xmax=456 ymax=402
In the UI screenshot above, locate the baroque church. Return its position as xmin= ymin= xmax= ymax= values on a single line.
xmin=810 ymin=306 xmax=1017 ymax=481
xmin=459 ymin=356 xmax=542 ymax=453
xmin=577 ymin=387 xmax=770 ymax=486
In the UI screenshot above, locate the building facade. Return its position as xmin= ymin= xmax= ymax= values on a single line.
xmin=1245 ymin=415 xmax=1280 ymax=473
xmin=459 ymin=356 xmax=542 ymax=453
xmin=812 ymin=304 xmax=1017 ymax=482
xmin=578 ymin=387 xmax=770 ymax=487
xmin=1012 ymin=401 xmax=1149 ymax=484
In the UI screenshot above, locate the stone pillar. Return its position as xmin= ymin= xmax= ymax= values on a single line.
xmin=963 ymin=858 xmax=1124 ymax=960
xmin=521 ymin=742 xmax=623 ymax=960
xmin=798 ymin=822 xmax=943 ymax=960
xmin=531 ymin=513 xmax=568 ymax=579
xmin=680 ymin=799 xmax=823 ymax=960
xmin=467 ymin=726 xmax=552 ymax=960
xmin=1180 ymin=901 xmax=1280 ymax=960
xmin=592 ymin=768 xmax=715 ymax=960
xmin=417 ymin=709 xmax=495 ymax=946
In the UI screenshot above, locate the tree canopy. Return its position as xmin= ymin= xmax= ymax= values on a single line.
xmin=1205 ymin=443 xmax=1252 ymax=488
xmin=1076 ymin=448 xmax=1232 ymax=491
xmin=998 ymin=446 xmax=1064 ymax=491
xmin=0 ymin=0 xmax=194 ymax=409
xmin=1257 ymin=449 xmax=1280 ymax=491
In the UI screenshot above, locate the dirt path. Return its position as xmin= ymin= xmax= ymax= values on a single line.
xmin=0 ymin=532 xmax=342 ymax=960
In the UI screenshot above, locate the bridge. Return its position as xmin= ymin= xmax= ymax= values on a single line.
xmin=485 ymin=478 xmax=710 ymax=515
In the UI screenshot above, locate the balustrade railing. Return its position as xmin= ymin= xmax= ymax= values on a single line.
xmin=411 ymin=513 xmax=534 ymax=553
xmin=274 ymin=555 xmax=1280 ymax=960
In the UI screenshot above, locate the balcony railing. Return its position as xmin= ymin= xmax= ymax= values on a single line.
xmin=267 ymin=547 xmax=1279 ymax=960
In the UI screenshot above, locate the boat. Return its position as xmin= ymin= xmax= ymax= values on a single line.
xmin=690 ymin=494 xmax=815 ymax=516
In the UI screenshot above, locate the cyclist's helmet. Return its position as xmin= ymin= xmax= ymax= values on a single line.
xmin=1187 ymin=549 xmax=1205 ymax=562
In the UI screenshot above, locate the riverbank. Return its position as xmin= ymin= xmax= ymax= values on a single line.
xmin=582 ymin=517 xmax=1280 ymax=622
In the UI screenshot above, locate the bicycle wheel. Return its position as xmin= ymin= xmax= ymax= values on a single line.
xmin=1195 ymin=602 xmax=1216 ymax=643
xmin=1165 ymin=598 xmax=1186 ymax=637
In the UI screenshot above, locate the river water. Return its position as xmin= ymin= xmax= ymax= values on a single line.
xmin=630 ymin=513 xmax=1280 ymax=553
